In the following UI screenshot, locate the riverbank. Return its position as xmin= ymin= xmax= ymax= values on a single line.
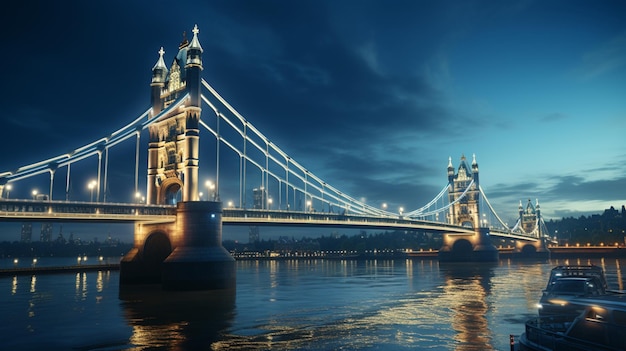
xmin=0 ymin=263 xmax=120 ymax=277
xmin=2 ymin=246 xmax=624 ymax=276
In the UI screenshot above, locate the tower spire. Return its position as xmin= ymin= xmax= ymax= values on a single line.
xmin=151 ymin=47 xmax=168 ymax=83
xmin=188 ymin=24 xmax=203 ymax=52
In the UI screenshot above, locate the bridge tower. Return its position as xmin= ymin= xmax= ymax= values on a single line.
xmin=120 ymin=25 xmax=235 ymax=291
xmin=146 ymin=26 xmax=203 ymax=205
xmin=513 ymin=199 xmax=550 ymax=256
xmin=447 ymin=154 xmax=480 ymax=228
xmin=439 ymin=155 xmax=498 ymax=262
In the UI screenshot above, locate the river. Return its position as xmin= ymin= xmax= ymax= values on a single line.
xmin=1 ymin=256 xmax=624 ymax=350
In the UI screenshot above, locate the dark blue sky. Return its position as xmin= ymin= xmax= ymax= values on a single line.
xmin=1 ymin=0 xmax=625 ymax=241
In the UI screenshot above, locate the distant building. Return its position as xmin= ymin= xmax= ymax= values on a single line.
xmin=249 ymin=226 xmax=260 ymax=243
xmin=252 ymin=187 xmax=267 ymax=209
xmin=20 ymin=223 xmax=32 ymax=243
xmin=40 ymin=223 xmax=53 ymax=242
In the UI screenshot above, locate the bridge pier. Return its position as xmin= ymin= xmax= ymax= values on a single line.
xmin=511 ymin=237 xmax=550 ymax=259
xmin=120 ymin=201 xmax=236 ymax=290
xmin=438 ymin=228 xmax=499 ymax=262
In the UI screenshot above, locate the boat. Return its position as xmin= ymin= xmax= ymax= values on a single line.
xmin=537 ymin=265 xmax=624 ymax=316
xmin=519 ymin=295 xmax=626 ymax=350
xmin=538 ymin=276 xmax=608 ymax=316
xmin=544 ymin=265 xmax=608 ymax=291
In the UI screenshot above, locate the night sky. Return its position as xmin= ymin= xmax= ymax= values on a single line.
xmin=1 ymin=0 xmax=625 ymax=241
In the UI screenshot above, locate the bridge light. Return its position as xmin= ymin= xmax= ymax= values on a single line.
xmin=87 ymin=180 xmax=97 ymax=202
xmin=205 ymin=180 xmax=215 ymax=200
xmin=134 ymin=192 xmax=145 ymax=204
xmin=32 ymin=189 xmax=38 ymax=199
xmin=382 ymin=203 xmax=387 ymax=210
xmin=4 ymin=184 xmax=12 ymax=199
xmin=228 ymin=200 xmax=233 ymax=208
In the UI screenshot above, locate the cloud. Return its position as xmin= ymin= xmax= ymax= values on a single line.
xmin=539 ymin=112 xmax=568 ymax=123
xmin=577 ymin=31 xmax=626 ymax=80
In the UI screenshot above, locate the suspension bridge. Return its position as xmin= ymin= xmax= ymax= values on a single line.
xmin=0 ymin=26 xmax=550 ymax=283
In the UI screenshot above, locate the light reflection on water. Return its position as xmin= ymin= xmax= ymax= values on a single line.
xmin=1 ymin=258 xmax=625 ymax=350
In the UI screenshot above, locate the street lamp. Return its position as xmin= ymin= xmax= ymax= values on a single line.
xmin=268 ymin=198 xmax=273 ymax=210
xmin=88 ymin=180 xmax=97 ymax=202
xmin=399 ymin=207 xmax=404 ymax=217
xmin=5 ymin=184 xmax=12 ymax=199
xmin=306 ymin=200 xmax=312 ymax=212
xmin=205 ymin=180 xmax=215 ymax=201
xmin=228 ymin=200 xmax=234 ymax=208
xmin=199 ymin=192 xmax=204 ymax=201
xmin=32 ymin=189 xmax=38 ymax=200
xmin=382 ymin=203 xmax=387 ymax=211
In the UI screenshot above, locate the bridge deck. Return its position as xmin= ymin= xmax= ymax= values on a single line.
xmin=0 ymin=199 xmax=538 ymax=241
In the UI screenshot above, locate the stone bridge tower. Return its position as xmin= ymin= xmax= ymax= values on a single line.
xmin=120 ymin=25 xmax=235 ymax=291
xmin=440 ymin=154 xmax=498 ymax=262
xmin=513 ymin=198 xmax=550 ymax=256
xmin=146 ymin=25 xmax=203 ymax=205
xmin=447 ymin=154 xmax=480 ymax=228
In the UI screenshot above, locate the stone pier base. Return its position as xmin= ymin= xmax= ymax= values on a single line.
xmin=438 ymin=228 xmax=499 ymax=262
xmin=119 ymin=201 xmax=236 ymax=291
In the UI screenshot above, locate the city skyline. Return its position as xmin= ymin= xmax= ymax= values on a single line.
xmin=1 ymin=1 xmax=625 ymax=242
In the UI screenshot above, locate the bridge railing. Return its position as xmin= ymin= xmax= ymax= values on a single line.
xmin=0 ymin=199 xmax=543 ymax=240
xmin=0 ymin=199 xmax=176 ymax=218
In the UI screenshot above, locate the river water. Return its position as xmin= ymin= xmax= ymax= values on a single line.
xmin=1 ymin=256 xmax=624 ymax=350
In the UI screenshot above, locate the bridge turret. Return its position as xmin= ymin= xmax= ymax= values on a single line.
xmin=181 ymin=24 xmax=203 ymax=202
xmin=185 ymin=24 xmax=203 ymax=108
xmin=471 ymin=153 xmax=479 ymax=185
xmin=447 ymin=156 xmax=454 ymax=183
xmin=150 ymin=47 xmax=168 ymax=117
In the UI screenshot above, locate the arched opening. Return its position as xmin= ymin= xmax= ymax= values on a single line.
xmin=521 ymin=244 xmax=537 ymax=254
xmin=137 ymin=231 xmax=172 ymax=284
xmin=452 ymin=239 xmax=473 ymax=254
xmin=144 ymin=231 xmax=172 ymax=264
xmin=158 ymin=178 xmax=183 ymax=205
xmin=461 ymin=221 xmax=474 ymax=229
xmin=164 ymin=183 xmax=181 ymax=205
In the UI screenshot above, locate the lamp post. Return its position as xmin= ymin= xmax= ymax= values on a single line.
xmin=88 ymin=180 xmax=97 ymax=202
xmin=306 ymin=200 xmax=312 ymax=212
xmin=32 ymin=189 xmax=38 ymax=200
xmin=382 ymin=203 xmax=387 ymax=211
xmin=205 ymin=180 xmax=215 ymax=201
xmin=268 ymin=198 xmax=273 ymax=210
xmin=5 ymin=184 xmax=12 ymax=199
